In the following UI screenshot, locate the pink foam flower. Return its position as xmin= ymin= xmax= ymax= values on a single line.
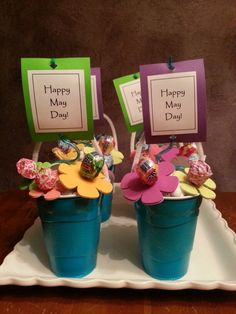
xmin=16 ymin=158 xmax=37 ymax=179
xmin=121 ymin=161 xmax=179 ymax=205
xmin=29 ymin=181 xmax=66 ymax=201
xmin=28 ymin=168 xmax=63 ymax=201
xmin=131 ymin=144 xmax=179 ymax=163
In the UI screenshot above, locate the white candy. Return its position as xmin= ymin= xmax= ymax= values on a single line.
xmin=171 ymin=184 xmax=184 ymax=197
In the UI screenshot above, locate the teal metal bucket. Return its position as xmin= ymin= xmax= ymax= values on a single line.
xmin=37 ymin=196 xmax=101 ymax=278
xmin=135 ymin=196 xmax=202 ymax=280
xmin=100 ymin=192 xmax=113 ymax=222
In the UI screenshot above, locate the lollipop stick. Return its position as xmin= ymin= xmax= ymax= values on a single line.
xmin=103 ymin=113 xmax=118 ymax=150
xmin=196 ymin=142 xmax=206 ymax=161
xmin=32 ymin=142 xmax=42 ymax=162
xmin=131 ymin=132 xmax=145 ymax=171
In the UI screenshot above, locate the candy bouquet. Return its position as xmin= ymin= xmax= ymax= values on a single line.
xmin=52 ymin=134 xmax=124 ymax=221
xmin=18 ymin=56 xmax=124 ymax=277
xmin=17 ymin=57 xmax=215 ymax=281
xmin=121 ymin=137 xmax=216 ymax=280
xmin=16 ymin=139 xmax=113 ymax=277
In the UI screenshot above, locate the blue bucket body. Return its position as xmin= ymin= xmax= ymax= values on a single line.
xmin=135 ymin=196 xmax=202 ymax=280
xmin=37 ymin=197 xmax=100 ymax=278
xmin=100 ymin=192 xmax=113 ymax=222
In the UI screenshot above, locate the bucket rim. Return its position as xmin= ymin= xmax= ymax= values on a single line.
xmin=163 ymin=195 xmax=200 ymax=201
xmin=39 ymin=193 xmax=102 ymax=201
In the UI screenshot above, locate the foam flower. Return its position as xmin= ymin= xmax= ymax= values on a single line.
xmin=131 ymin=144 xmax=160 ymax=162
xmin=121 ymin=161 xmax=179 ymax=205
xmin=110 ymin=149 xmax=124 ymax=165
xmin=29 ymin=181 xmax=66 ymax=201
xmin=28 ymin=168 xmax=67 ymax=201
xmin=131 ymin=144 xmax=179 ymax=163
xmin=58 ymin=161 xmax=113 ymax=199
xmin=173 ymin=169 xmax=216 ymax=199
xmin=156 ymin=145 xmax=179 ymax=162
xmin=170 ymin=156 xmax=190 ymax=171
xmin=52 ymin=143 xmax=84 ymax=161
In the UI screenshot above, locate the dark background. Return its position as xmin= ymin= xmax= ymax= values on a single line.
xmin=1 ymin=0 xmax=236 ymax=192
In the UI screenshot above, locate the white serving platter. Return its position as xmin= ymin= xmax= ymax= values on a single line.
xmin=1 ymin=184 xmax=236 ymax=290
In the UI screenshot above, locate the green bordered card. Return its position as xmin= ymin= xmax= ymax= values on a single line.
xmin=21 ymin=57 xmax=94 ymax=142
xmin=113 ymin=73 xmax=143 ymax=133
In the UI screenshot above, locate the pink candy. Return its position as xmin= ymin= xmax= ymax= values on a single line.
xmin=16 ymin=158 xmax=37 ymax=179
xmin=35 ymin=168 xmax=58 ymax=191
xmin=187 ymin=160 xmax=213 ymax=187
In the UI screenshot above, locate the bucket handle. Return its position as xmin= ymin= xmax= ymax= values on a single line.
xmin=32 ymin=113 xmax=118 ymax=162
xmin=32 ymin=113 xmax=118 ymax=181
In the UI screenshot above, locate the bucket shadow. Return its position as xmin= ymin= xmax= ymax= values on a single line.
xmin=99 ymin=222 xmax=142 ymax=270
xmin=18 ymin=217 xmax=143 ymax=274
xmin=17 ymin=218 xmax=51 ymax=271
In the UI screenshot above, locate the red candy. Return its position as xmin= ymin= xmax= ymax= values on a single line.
xmin=178 ymin=143 xmax=197 ymax=158
xmin=16 ymin=158 xmax=37 ymax=179
xmin=35 ymin=168 xmax=58 ymax=191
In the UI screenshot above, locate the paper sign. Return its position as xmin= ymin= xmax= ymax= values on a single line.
xmin=21 ymin=58 xmax=93 ymax=141
xmin=113 ymin=73 xmax=143 ymax=132
xmin=91 ymin=68 xmax=104 ymax=121
xmin=140 ymin=59 xmax=206 ymax=143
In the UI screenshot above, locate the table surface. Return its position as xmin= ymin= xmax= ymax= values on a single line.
xmin=0 ymin=189 xmax=236 ymax=314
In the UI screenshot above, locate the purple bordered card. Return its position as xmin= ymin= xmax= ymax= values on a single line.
xmin=140 ymin=59 xmax=207 ymax=144
xmin=91 ymin=67 xmax=104 ymax=124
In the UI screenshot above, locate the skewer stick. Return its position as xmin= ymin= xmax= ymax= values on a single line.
xmin=131 ymin=132 xmax=145 ymax=171
xmin=196 ymin=142 xmax=206 ymax=161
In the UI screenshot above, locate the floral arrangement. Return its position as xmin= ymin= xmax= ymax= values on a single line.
xmin=52 ymin=136 xmax=124 ymax=168
xmin=121 ymin=141 xmax=216 ymax=205
xmin=16 ymin=137 xmax=116 ymax=201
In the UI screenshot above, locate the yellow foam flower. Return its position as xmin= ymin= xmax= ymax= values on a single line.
xmin=58 ymin=161 xmax=113 ymax=199
xmin=174 ymin=168 xmax=216 ymax=199
xmin=52 ymin=144 xmax=85 ymax=160
xmin=111 ymin=149 xmax=124 ymax=165
xmin=84 ymin=147 xmax=124 ymax=165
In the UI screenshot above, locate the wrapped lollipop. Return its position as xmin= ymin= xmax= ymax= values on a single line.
xmin=80 ymin=152 xmax=105 ymax=180
xmin=52 ymin=138 xmax=84 ymax=161
xmin=178 ymin=143 xmax=200 ymax=162
xmin=136 ymin=157 xmax=158 ymax=186
xmin=98 ymin=135 xmax=115 ymax=155
xmin=187 ymin=160 xmax=213 ymax=187
xmin=58 ymin=139 xmax=71 ymax=154
xmin=35 ymin=168 xmax=58 ymax=191
xmin=16 ymin=158 xmax=37 ymax=179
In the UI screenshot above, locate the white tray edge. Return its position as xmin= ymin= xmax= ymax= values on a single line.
xmin=1 ymin=187 xmax=236 ymax=290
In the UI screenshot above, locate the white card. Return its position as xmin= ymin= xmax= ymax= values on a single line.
xmin=28 ymin=70 xmax=88 ymax=133
xmin=119 ymin=79 xmax=143 ymax=126
xmin=147 ymin=71 xmax=198 ymax=136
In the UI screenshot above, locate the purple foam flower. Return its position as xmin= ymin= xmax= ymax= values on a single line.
xmin=121 ymin=161 xmax=179 ymax=205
